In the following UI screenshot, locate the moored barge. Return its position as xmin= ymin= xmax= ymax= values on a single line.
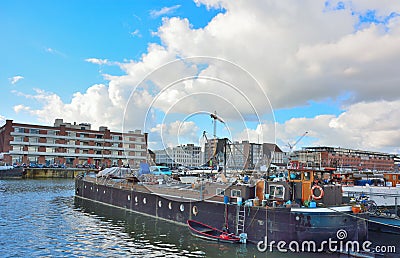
xmin=75 ymin=166 xmax=368 ymax=248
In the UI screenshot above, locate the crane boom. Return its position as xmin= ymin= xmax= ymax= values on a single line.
xmin=210 ymin=111 xmax=224 ymax=139
xmin=288 ymin=131 xmax=308 ymax=151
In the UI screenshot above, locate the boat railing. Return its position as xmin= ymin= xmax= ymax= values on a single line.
xmin=344 ymin=191 xmax=400 ymax=198
xmin=344 ymin=191 xmax=400 ymax=217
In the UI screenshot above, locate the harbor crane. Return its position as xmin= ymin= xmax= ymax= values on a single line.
xmin=210 ymin=111 xmax=225 ymax=139
xmin=287 ymin=131 xmax=308 ymax=153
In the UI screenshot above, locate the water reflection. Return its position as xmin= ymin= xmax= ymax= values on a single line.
xmin=1 ymin=179 xmax=398 ymax=257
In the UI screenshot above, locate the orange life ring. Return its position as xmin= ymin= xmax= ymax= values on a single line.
xmin=311 ymin=185 xmax=324 ymax=200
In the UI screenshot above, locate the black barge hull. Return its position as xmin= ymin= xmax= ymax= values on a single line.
xmin=75 ymin=177 xmax=368 ymax=246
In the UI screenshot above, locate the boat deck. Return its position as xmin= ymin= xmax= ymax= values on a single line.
xmin=82 ymin=175 xmax=229 ymax=202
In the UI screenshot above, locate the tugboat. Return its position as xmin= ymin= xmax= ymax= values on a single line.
xmin=75 ymin=141 xmax=368 ymax=251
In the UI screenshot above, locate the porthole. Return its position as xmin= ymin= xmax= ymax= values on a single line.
xmin=90 ymin=186 xmax=92 ymax=190
xmin=143 ymin=198 xmax=147 ymax=204
xmin=180 ymin=204 xmax=185 ymax=212
xmin=96 ymin=188 xmax=98 ymax=192
xmin=135 ymin=196 xmax=138 ymax=202
xmin=103 ymin=190 xmax=106 ymax=194
xmin=158 ymin=201 xmax=162 ymax=208
xmin=84 ymin=185 xmax=87 ymax=189
xmin=168 ymin=202 xmax=172 ymax=210
xmin=128 ymin=195 xmax=131 ymax=201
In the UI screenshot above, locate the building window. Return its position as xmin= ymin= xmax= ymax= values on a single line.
xmin=47 ymin=138 xmax=55 ymax=144
xmin=14 ymin=127 xmax=25 ymax=133
xmin=12 ymin=145 xmax=24 ymax=151
xmin=13 ymin=136 xmax=23 ymax=142
xmin=47 ymin=130 xmax=56 ymax=135
xmin=28 ymin=146 xmax=38 ymax=152
xmin=30 ymin=129 xmax=40 ymax=134
xmin=112 ymin=135 xmax=120 ymax=141
xmin=68 ymin=132 xmax=76 ymax=137
xmin=29 ymin=138 xmax=38 ymax=143
xmin=28 ymin=156 xmax=38 ymax=163
xmin=46 ymin=147 xmax=56 ymax=153
xmin=11 ymin=155 xmax=23 ymax=164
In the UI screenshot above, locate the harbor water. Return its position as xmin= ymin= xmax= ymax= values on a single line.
xmin=0 ymin=179 xmax=399 ymax=257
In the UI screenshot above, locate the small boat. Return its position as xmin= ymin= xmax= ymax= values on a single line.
xmin=0 ymin=166 xmax=25 ymax=179
xmin=187 ymin=220 xmax=241 ymax=243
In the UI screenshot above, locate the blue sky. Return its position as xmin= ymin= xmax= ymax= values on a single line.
xmin=1 ymin=0 xmax=400 ymax=153
xmin=1 ymin=0 xmax=220 ymax=102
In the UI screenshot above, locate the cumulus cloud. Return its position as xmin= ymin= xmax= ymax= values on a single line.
xmin=13 ymin=0 xmax=400 ymax=153
xmin=150 ymin=120 xmax=199 ymax=149
xmin=150 ymin=5 xmax=181 ymax=18
xmin=237 ymin=99 xmax=400 ymax=153
xmin=9 ymin=76 xmax=24 ymax=85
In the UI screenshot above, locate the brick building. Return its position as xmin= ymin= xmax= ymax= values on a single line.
xmin=0 ymin=119 xmax=147 ymax=168
xmin=292 ymin=146 xmax=396 ymax=172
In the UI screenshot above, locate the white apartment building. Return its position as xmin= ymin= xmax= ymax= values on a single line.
xmin=0 ymin=119 xmax=148 ymax=168
xmin=154 ymin=144 xmax=203 ymax=168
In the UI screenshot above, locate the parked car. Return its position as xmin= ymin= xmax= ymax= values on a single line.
xmin=150 ymin=166 xmax=172 ymax=176
xmin=29 ymin=163 xmax=38 ymax=168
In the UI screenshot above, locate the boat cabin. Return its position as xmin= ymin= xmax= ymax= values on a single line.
xmin=287 ymin=167 xmax=343 ymax=206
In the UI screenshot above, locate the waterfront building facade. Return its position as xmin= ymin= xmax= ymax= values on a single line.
xmin=154 ymin=144 xmax=203 ymax=168
xmin=204 ymin=139 xmax=284 ymax=170
xmin=0 ymin=119 xmax=147 ymax=168
xmin=292 ymin=146 xmax=396 ymax=172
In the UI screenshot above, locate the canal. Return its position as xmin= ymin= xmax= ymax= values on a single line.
xmin=0 ymin=179 xmax=398 ymax=257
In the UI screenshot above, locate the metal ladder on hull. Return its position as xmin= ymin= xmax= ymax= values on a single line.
xmin=236 ymin=205 xmax=246 ymax=235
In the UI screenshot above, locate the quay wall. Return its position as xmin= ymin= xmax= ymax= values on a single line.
xmin=24 ymin=168 xmax=87 ymax=178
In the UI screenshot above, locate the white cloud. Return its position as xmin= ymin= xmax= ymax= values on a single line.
xmin=13 ymin=0 xmax=400 ymax=153
xmin=150 ymin=120 xmax=199 ymax=149
xmin=14 ymin=104 xmax=31 ymax=113
xmin=85 ymin=58 xmax=110 ymax=65
xmin=234 ymin=99 xmax=400 ymax=154
xmin=9 ymin=75 xmax=24 ymax=85
xmin=0 ymin=115 xmax=6 ymax=126
xmin=45 ymin=47 xmax=66 ymax=57
xmin=131 ymin=29 xmax=142 ymax=38
xmin=150 ymin=5 xmax=181 ymax=18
